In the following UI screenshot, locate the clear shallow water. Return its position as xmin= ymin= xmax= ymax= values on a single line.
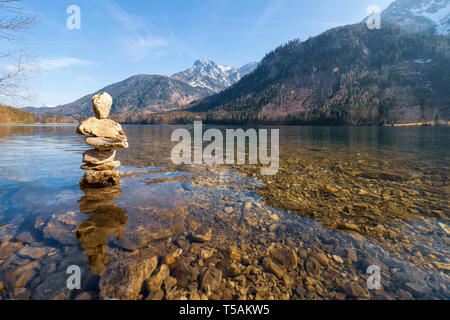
xmin=0 ymin=125 xmax=448 ymax=300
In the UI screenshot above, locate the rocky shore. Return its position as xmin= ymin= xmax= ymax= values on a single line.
xmin=0 ymin=127 xmax=448 ymax=300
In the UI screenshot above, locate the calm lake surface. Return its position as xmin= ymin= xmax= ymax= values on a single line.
xmin=0 ymin=125 xmax=448 ymax=300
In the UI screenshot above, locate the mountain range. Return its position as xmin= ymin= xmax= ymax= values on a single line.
xmin=187 ymin=23 xmax=449 ymax=125
xmin=172 ymin=60 xmax=258 ymax=93
xmin=365 ymin=0 xmax=450 ymax=35
xmin=24 ymin=60 xmax=257 ymax=120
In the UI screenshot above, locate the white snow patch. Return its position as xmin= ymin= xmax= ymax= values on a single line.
xmin=414 ymin=59 xmax=432 ymax=64
xmin=410 ymin=0 xmax=450 ymax=35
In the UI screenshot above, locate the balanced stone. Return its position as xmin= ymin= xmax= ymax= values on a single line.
xmin=79 ymin=170 xmax=121 ymax=188
xmin=82 ymin=149 xmax=116 ymax=165
xmin=85 ymin=137 xmax=128 ymax=151
xmin=92 ymin=92 xmax=113 ymax=120
xmin=76 ymin=91 xmax=127 ymax=188
xmin=76 ymin=117 xmax=125 ymax=139
xmin=81 ymin=161 xmax=121 ymax=171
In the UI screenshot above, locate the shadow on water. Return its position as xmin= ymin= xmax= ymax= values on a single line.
xmin=76 ymin=185 xmax=128 ymax=276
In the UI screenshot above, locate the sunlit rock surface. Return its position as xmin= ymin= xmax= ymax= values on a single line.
xmin=76 ymin=92 xmax=128 ymax=188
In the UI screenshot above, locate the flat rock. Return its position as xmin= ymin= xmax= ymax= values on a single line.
xmin=79 ymin=170 xmax=120 ymax=188
xmin=92 ymin=92 xmax=112 ymax=119
xmin=118 ymin=204 xmax=188 ymax=250
xmin=76 ymin=117 xmax=124 ymax=139
xmin=85 ymin=137 xmax=128 ymax=151
xmin=81 ymin=161 xmax=121 ymax=171
xmin=17 ymin=246 xmax=47 ymax=259
xmin=42 ymin=211 xmax=85 ymax=245
xmin=82 ymin=149 xmax=116 ymax=165
xmin=268 ymin=244 xmax=298 ymax=271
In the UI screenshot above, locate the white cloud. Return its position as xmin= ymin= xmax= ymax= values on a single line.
xmin=3 ymin=57 xmax=94 ymax=72
xmin=104 ymin=0 xmax=170 ymax=61
xmin=128 ymin=34 xmax=168 ymax=50
xmin=38 ymin=57 xmax=94 ymax=70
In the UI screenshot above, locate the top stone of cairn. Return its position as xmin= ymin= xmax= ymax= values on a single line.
xmin=92 ymin=92 xmax=113 ymax=119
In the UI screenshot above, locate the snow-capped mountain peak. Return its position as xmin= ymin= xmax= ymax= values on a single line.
xmin=379 ymin=0 xmax=450 ymax=35
xmin=172 ymin=59 xmax=257 ymax=94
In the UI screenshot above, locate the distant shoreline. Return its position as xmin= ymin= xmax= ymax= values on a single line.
xmin=1 ymin=122 xmax=448 ymax=127
xmin=384 ymin=121 xmax=450 ymax=127
xmin=0 ymin=123 xmax=77 ymax=126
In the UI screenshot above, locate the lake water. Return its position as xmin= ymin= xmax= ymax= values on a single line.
xmin=0 ymin=125 xmax=448 ymax=300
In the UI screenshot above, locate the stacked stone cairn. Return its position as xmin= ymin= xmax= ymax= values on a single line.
xmin=76 ymin=92 xmax=128 ymax=187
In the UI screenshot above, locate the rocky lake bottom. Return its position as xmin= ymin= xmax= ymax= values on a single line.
xmin=0 ymin=125 xmax=448 ymax=300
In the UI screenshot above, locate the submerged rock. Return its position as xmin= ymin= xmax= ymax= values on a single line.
xmin=4 ymin=261 xmax=39 ymax=288
xmin=145 ymin=264 xmax=170 ymax=292
xmin=172 ymin=259 xmax=199 ymax=288
xmin=262 ymin=257 xmax=285 ymax=279
xmin=42 ymin=211 xmax=84 ymax=245
xmin=33 ymin=270 xmax=75 ymax=300
xmin=190 ymin=227 xmax=213 ymax=243
xmin=118 ymin=204 xmax=188 ymax=250
xmin=99 ymin=256 xmax=158 ymax=300
xmin=201 ymin=267 xmax=222 ymax=292
xmin=0 ymin=241 xmax=22 ymax=264
xmin=268 ymin=244 xmax=298 ymax=271
xmin=14 ymin=231 xmax=34 ymax=244
xmin=17 ymin=246 xmax=47 ymax=260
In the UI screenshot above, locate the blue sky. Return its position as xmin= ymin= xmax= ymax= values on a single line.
xmin=9 ymin=0 xmax=394 ymax=107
